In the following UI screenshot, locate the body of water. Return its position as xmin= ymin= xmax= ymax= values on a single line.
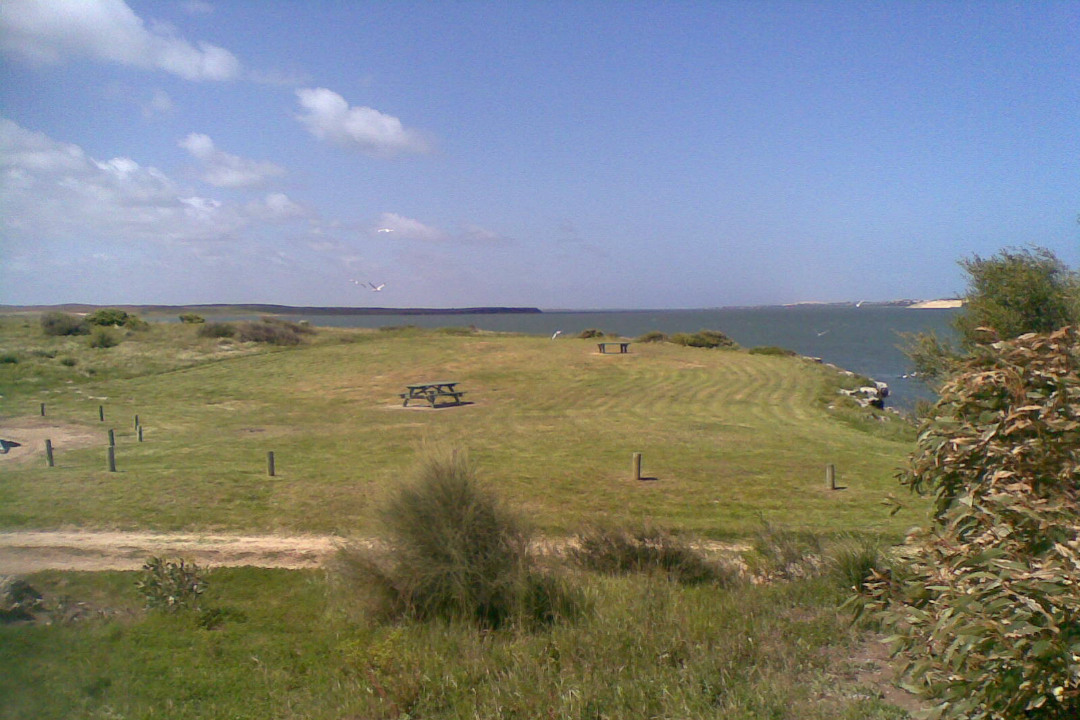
xmin=228 ymin=305 xmax=957 ymax=411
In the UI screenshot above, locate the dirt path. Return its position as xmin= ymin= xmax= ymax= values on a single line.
xmin=0 ymin=531 xmax=344 ymax=573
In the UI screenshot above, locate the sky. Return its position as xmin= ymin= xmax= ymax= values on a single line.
xmin=1 ymin=0 xmax=1078 ymax=309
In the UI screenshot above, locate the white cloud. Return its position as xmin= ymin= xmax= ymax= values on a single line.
xmin=374 ymin=212 xmax=446 ymax=242
xmin=142 ymin=88 xmax=174 ymax=118
xmin=179 ymin=132 xmax=285 ymax=188
xmin=0 ymin=0 xmax=241 ymax=81
xmin=0 ymin=117 xmax=298 ymax=248
xmin=295 ymin=88 xmax=430 ymax=156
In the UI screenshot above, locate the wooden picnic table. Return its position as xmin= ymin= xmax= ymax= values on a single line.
xmin=400 ymin=381 xmax=467 ymax=407
xmin=597 ymin=342 xmax=631 ymax=354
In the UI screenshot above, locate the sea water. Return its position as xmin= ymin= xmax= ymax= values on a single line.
xmin=261 ymin=305 xmax=958 ymax=411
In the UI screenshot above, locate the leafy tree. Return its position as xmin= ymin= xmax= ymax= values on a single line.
xmin=40 ymin=312 xmax=89 ymax=336
xmin=866 ymin=327 xmax=1080 ymax=719
xmin=86 ymin=308 xmax=133 ymax=327
xmin=903 ymin=246 xmax=1079 ymax=384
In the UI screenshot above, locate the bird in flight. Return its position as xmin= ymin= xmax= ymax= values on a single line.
xmin=551 ymin=330 xmax=562 ymax=339
xmin=376 ymin=228 xmax=394 ymax=233
xmin=369 ymin=282 xmax=386 ymax=292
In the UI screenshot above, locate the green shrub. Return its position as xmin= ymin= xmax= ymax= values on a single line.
xmin=86 ymin=308 xmax=132 ymax=327
xmin=748 ymin=346 xmax=797 ymax=357
xmin=635 ymin=330 xmax=668 ymax=343
xmin=179 ymin=313 xmax=206 ymax=324
xmin=338 ymin=449 xmax=581 ymax=628
xmin=88 ymin=327 xmax=119 ymax=349
xmin=40 ymin=312 xmax=89 ymax=336
xmin=577 ymin=328 xmax=608 ymax=339
xmin=571 ymin=525 xmax=737 ymax=586
xmin=59 ymin=357 xmax=77 ymax=367
xmin=669 ymin=329 xmax=738 ymax=349
xmin=136 ymin=557 xmax=206 ymax=612
xmin=197 ymin=322 xmax=236 ymax=338
xmin=867 ymin=327 xmax=1080 ymax=719
xmin=0 ymin=353 xmax=18 ymax=364
xmin=237 ymin=322 xmax=301 ymax=345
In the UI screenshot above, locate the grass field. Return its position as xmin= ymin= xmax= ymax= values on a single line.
xmin=0 ymin=314 xmax=927 ymax=719
xmin=0 ymin=317 xmax=921 ymax=537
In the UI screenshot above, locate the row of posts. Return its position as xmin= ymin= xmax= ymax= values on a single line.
xmin=38 ymin=402 xmax=278 ymax=476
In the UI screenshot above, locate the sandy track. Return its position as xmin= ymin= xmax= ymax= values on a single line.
xmin=0 ymin=531 xmax=344 ymax=573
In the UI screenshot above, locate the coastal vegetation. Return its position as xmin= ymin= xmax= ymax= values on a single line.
xmin=0 ymin=312 xmax=924 ymax=717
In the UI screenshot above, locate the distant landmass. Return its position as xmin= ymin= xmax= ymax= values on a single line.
xmin=0 ymin=304 xmax=543 ymax=316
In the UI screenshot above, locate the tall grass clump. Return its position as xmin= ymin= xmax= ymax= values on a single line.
xmin=236 ymin=318 xmax=314 ymax=345
xmin=339 ymin=449 xmax=583 ymax=629
xmin=88 ymin=326 xmax=120 ymax=349
xmin=197 ymin=321 xmax=236 ymax=338
xmin=571 ymin=525 xmax=738 ymax=586
xmin=635 ymin=330 xmax=668 ymax=343
xmin=745 ymin=521 xmax=824 ymax=581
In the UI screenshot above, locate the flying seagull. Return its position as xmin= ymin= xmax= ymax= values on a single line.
xmin=376 ymin=228 xmax=394 ymax=233
xmin=551 ymin=330 xmax=562 ymax=340
xmin=369 ymin=283 xmax=386 ymax=292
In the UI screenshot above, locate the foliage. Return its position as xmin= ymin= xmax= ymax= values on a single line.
xmin=88 ymin=326 xmax=120 ymax=349
xmin=669 ymin=329 xmax=739 ymax=349
xmin=236 ymin=319 xmax=307 ymax=345
xmin=136 ymin=556 xmax=206 ymax=612
xmin=577 ymin=328 xmax=608 ymax=338
xmin=745 ymin=521 xmax=824 ymax=581
xmin=635 ymin=330 xmax=668 ymax=343
xmin=570 ymin=525 xmax=737 ymax=586
xmin=59 ymin=356 xmax=77 ymax=367
xmin=178 ymin=313 xmax=205 ymax=324
xmin=196 ymin=321 xmax=236 ymax=338
xmin=749 ymin=345 xmax=797 ymax=357
xmin=40 ymin=312 xmax=89 ymax=336
xmin=904 ymin=246 xmax=1079 ymax=385
xmin=0 ymin=352 xmax=18 ymax=364
xmin=867 ymin=327 xmax=1080 ymax=719
xmin=340 ymin=449 xmax=580 ymax=628
xmin=86 ymin=309 xmax=132 ymax=327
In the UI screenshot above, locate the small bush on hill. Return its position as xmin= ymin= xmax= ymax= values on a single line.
xmin=866 ymin=326 xmax=1080 ymax=719
xmin=88 ymin=327 xmax=119 ymax=349
xmin=197 ymin=322 xmax=236 ymax=338
xmin=236 ymin=319 xmax=312 ymax=345
xmin=179 ymin=313 xmax=205 ymax=324
xmin=749 ymin=345 xmax=797 ymax=357
xmin=40 ymin=312 xmax=89 ymax=336
xmin=338 ymin=449 xmax=583 ymax=629
xmin=635 ymin=330 xmax=668 ymax=343
xmin=0 ymin=353 xmax=18 ymax=364
xmin=571 ymin=525 xmax=737 ymax=586
xmin=59 ymin=357 xmax=77 ymax=367
xmin=577 ymin=328 xmax=608 ymax=339
xmin=669 ymin=329 xmax=739 ymax=349
xmin=86 ymin=308 xmax=131 ymax=327
xmin=136 ymin=557 xmax=206 ymax=613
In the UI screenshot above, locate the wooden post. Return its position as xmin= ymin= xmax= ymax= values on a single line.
xmin=108 ymin=429 xmax=115 ymax=447
xmin=632 ymin=452 xmax=642 ymax=481
xmin=99 ymin=405 xmax=105 ymax=422
xmin=267 ymin=451 xmax=276 ymax=477
xmin=134 ymin=414 xmax=139 ymax=429
xmin=108 ymin=446 xmax=116 ymax=472
xmin=138 ymin=425 xmax=144 ymax=442
xmin=45 ymin=439 xmax=54 ymax=467
xmin=40 ymin=402 xmax=46 ymax=417
xmin=826 ymin=464 xmax=836 ymax=490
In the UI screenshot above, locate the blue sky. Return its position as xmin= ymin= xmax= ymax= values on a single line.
xmin=1 ymin=0 xmax=1077 ymax=309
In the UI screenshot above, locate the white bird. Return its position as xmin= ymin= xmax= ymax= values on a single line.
xmin=369 ymin=282 xmax=386 ymax=292
xmin=376 ymin=228 xmax=394 ymax=233
xmin=816 ymin=329 xmax=830 ymax=336
xmin=551 ymin=330 xmax=562 ymax=340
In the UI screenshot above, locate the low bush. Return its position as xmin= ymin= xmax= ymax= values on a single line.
xmin=86 ymin=309 xmax=132 ymax=327
xmin=571 ymin=525 xmax=737 ymax=586
xmin=338 ymin=448 xmax=583 ymax=628
xmin=197 ymin=322 xmax=236 ymax=338
xmin=59 ymin=357 xmax=77 ymax=367
xmin=40 ymin=312 xmax=89 ymax=336
xmin=745 ymin=522 xmax=823 ymax=581
xmin=669 ymin=329 xmax=739 ymax=349
xmin=635 ymin=330 xmax=668 ymax=343
xmin=88 ymin=327 xmax=119 ymax=349
xmin=749 ymin=345 xmax=797 ymax=357
xmin=236 ymin=321 xmax=306 ymax=345
xmin=136 ymin=556 xmax=206 ymax=613
xmin=0 ymin=353 xmax=18 ymax=364
xmin=577 ymin=329 xmax=608 ymax=339
xmin=178 ymin=313 xmax=205 ymax=324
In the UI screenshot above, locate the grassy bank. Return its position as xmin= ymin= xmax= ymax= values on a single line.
xmin=0 ymin=317 xmax=920 ymax=537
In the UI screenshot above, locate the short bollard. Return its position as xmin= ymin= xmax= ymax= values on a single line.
xmin=826 ymin=464 xmax=836 ymax=490
xmin=108 ymin=429 xmax=115 ymax=447
xmin=40 ymin=402 xmax=46 ymax=417
xmin=632 ymin=452 xmax=642 ymax=481
xmin=45 ymin=439 xmax=54 ymax=467
xmin=134 ymin=414 xmax=139 ymax=430
xmin=108 ymin=446 xmax=116 ymax=472
xmin=138 ymin=425 xmax=144 ymax=442
xmin=99 ymin=405 xmax=105 ymax=422
xmin=267 ymin=451 xmax=276 ymax=477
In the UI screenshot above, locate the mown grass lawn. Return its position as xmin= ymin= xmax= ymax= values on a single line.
xmin=0 ymin=318 xmax=923 ymax=537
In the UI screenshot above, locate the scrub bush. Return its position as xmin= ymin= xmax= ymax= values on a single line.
xmin=179 ymin=313 xmax=205 ymax=324
xmin=40 ymin=312 xmax=89 ymax=336
xmin=197 ymin=322 xmax=236 ymax=338
xmin=866 ymin=327 xmax=1080 ymax=719
xmin=571 ymin=525 xmax=737 ymax=586
xmin=669 ymin=329 xmax=739 ymax=349
xmin=749 ymin=345 xmax=797 ymax=357
xmin=88 ymin=327 xmax=119 ymax=348
xmin=136 ymin=557 xmax=206 ymax=613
